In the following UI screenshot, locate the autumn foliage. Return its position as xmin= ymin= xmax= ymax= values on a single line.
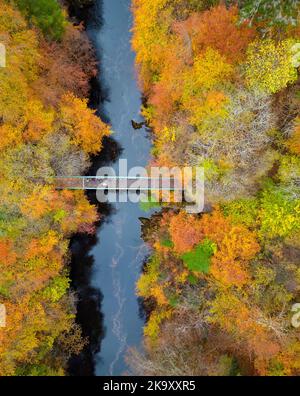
xmin=174 ymin=5 xmax=256 ymax=64
xmin=0 ymin=0 xmax=108 ymax=375
xmin=60 ymin=93 xmax=110 ymax=154
xmin=132 ymin=0 xmax=300 ymax=377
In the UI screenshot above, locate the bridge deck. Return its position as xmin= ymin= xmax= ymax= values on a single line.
xmin=55 ymin=176 xmax=182 ymax=191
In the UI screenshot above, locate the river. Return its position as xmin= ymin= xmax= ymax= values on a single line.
xmin=70 ymin=0 xmax=155 ymax=376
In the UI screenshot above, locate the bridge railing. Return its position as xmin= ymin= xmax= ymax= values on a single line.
xmin=54 ymin=176 xmax=182 ymax=191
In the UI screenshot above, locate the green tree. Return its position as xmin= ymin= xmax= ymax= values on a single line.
xmin=16 ymin=0 xmax=67 ymax=40
xmin=237 ymin=0 xmax=299 ymax=28
xmin=181 ymin=239 xmax=216 ymax=273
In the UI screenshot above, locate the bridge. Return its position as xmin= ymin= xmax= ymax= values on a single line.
xmin=55 ymin=176 xmax=183 ymax=191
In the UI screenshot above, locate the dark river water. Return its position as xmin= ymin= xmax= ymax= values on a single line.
xmin=70 ymin=0 xmax=155 ymax=376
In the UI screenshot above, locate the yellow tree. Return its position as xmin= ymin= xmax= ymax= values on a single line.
xmin=245 ymin=39 xmax=298 ymax=94
xmin=59 ymin=93 xmax=110 ymax=155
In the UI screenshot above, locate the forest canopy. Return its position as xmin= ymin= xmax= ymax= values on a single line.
xmin=0 ymin=0 xmax=109 ymax=375
xmin=1 ymin=0 xmax=300 ymax=378
xmin=130 ymin=0 xmax=300 ymax=376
